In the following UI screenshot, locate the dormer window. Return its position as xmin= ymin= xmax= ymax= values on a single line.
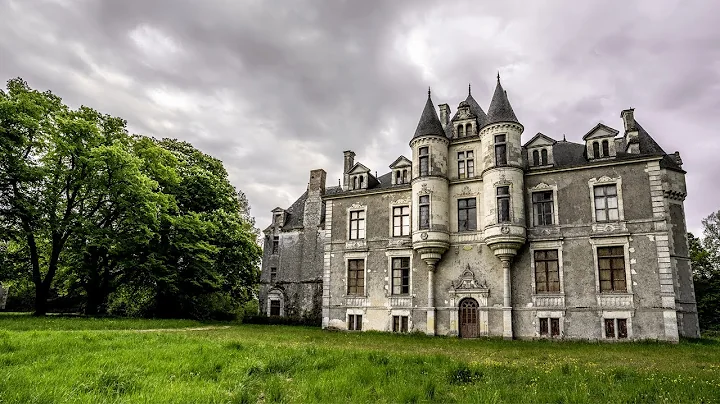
xmin=593 ymin=142 xmax=600 ymax=159
xmin=541 ymin=149 xmax=548 ymax=165
xmin=584 ymin=123 xmax=619 ymax=160
xmin=602 ymin=140 xmax=609 ymax=157
xmin=458 ymin=125 xmax=465 ymax=137
xmin=532 ymin=150 xmax=540 ymax=166
xmin=389 ymin=156 xmax=412 ymax=185
xmin=466 ymin=123 xmax=472 ymax=136
xmin=524 ymin=134 xmax=556 ymax=168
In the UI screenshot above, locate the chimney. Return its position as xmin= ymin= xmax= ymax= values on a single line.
xmin=621 ymin=108 xmax=639 ymax=154
xmin=343 ymin=150 xmax=355 ymax=190
xmin=304 ymin=169 xmax=326 ymax=229
xmin=621 ymin=108 xmax=636 ymax=132
xmin=439 ymin=104 xmax=450 ymax=127
xmin=673 ymin=151 xmax=683 ymax=167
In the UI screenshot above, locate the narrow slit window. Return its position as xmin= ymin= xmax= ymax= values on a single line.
xmin=419 ymin=147 xmax=429 ymax=176
xmin=419 ymin=195 xmax=430 ymax=230
xmin=497 ymin=186 xmax=510 ymax=223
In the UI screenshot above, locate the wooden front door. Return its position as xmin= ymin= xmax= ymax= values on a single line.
xmin=459 ymin=298 xmax=479 ymax=338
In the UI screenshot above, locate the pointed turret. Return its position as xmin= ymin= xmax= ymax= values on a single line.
xmin=412 ymin=88 xmax=446 ymax=140
xmin=485 ymin=74 xmax=519 ymax=126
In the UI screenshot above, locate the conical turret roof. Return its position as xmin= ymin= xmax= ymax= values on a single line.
xmin=486 ymin=75 xmax=519 ymax=125
xmin=412 ymin=89 xmax=446 ymax=139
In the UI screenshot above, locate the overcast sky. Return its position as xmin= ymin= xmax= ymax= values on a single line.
xmin=1 ymin=0 xmax=718 ymax=234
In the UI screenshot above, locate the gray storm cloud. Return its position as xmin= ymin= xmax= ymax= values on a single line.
xmin=1 ymin=0 xmax=718 ymax=234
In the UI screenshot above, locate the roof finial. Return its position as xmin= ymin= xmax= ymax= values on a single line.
xmin=468 ymin=83 xmax=471 ymax=96
xmin=497 ymin=71 xmax=500 ymax=82
xmin=428 ymin=86 xmax=431 ymax=98
xmin=563 ymin=134 xmax=566 ymax=141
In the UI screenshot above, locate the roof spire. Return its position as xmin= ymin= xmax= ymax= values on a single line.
xmin=486 ymin=74 xmax=519 ymax=125
xmin=428 ymin=86 xmax=431 ymax=98
xmin=497 ymin=71 xmax=500 ymax=83
xmin=412 ymin=87 xmax=446 ymax=140
xmin=468 ymin=83 xmax=471 ymax=96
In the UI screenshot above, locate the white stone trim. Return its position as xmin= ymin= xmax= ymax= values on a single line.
xmin=346 ymin=203 xmax=367 ymax=241
xmin=384 ymin=249 xmax=414 ymax=298
xmin=388 ymin=198 xmax=411 ymax=238
xmin=589 ymin=236 xmax=633 ymax=295
xmin=535 ymin=310 xmax=565 ymax=338
xmin=588 ymin=176 xmax=625 ymax=222
xmin=344 ymin=252 xmax=368 ymax=298
xmin=266 ymin=288 xmax=285 ymax=317
xmin=600 ymin=310 xmax=633 ymax=340
xmin=322 ymin=200 xmax=333 ymax=328
xmin=529 ymin=240 xmax=565 ymax=300
xmin=528 ymin=182 xmax=560 ymax=227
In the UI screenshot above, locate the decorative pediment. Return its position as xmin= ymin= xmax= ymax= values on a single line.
xmin=348 ymin=162 xmax=371 ymax=175
xmin=391 ymin=197 xmax=410 ymax=205
xmin=451 ymin=266 xmax=488 ymax=291
xmin=524 ymin=132 xmax=556 ymax=148
xmin=582 ymin=123 xmax=620 ymax=140
xmin=389 ymin=156 xmax=412 ymax=169
xmin=529 ymin=182 xmax=552 ymax=190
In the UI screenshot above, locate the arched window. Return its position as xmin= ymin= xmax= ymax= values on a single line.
xmin=593 ymin=142 xmax=600 ymax=159
xmin=541 ymin=149 xmax=548 ymax=165
xmin=395 ymin=171 xmax=401 ymax=185
xmin=532 ymin=150 xmax=540 ymax=166
xmin=402 ymin=169 xmax=408 ymax=183
xmin=465 ymin=123 xmax=472 ymax=136
xmin=353 ymin=176 xmax=358 ymax=190
xmin=458 ymin=125 xmax=465 ymax=137
xmin=602 ymin=140 xmax=609 ymax=157
xmin=359 ymin=175 xmax=364 ymax=188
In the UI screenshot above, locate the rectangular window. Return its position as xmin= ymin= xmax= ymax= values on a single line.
xmin=419 ymin=195 xmax=430 ymax=230
xmin=594 ymin=184 xmax=619 ymax=222
xmin=347 ymin=259 xmax=365 ymax=295
xmin=457 ymin=198 xmax=477 ymax=231
xmin=270 ymin=300 xmax=280 ymax=316
xmin=532 ymin=191 xmax=554 ymax=226
xmin=539 ymin=318 xmax=561 ymax=337
xmin=270 ymin=267 xmax=277 ymax=283
xmin=495 ymin=134 xmax=507 ymax=166
xmin=534 ymin=250 xmax=560 ymax=293
xmin=392 ymin=257 xmax=410 ymax=295
xmin=497 ymin=186 xmax=510 ymax=223
xmin=598 ymin=246 xmax=626 ymax=292
xmin=274 ymin=213 xmax=282 ymax=226
xmin=393 ymin=315 xmax=409 ymax=333
xmin=348 ymin=314 xmax=363 ymax=331
xmin=272 ymin=236 xmax=279 ymax=254
xmin=457 ymin=151 xmax=475 ymax=179
xmin=349 ymin=210 xmax=366 ymax=240
xmin=392 ymin=206 xmax=410 ymax=237
xmin=419 ymin=147 xmax=429 ymax=176
xmin=605 ymin=318 xmax=628 ymax=339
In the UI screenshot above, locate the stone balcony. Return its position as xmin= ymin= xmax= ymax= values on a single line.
xmin=597 ymin=293 xmax=634 ymax=309
xmin=344 ymin=296 xmax=368 ymax=307
xmin=387 ymin=296 xmax=413 ymax=308
xmin=532 ymin=294 xmax=565 ymax=308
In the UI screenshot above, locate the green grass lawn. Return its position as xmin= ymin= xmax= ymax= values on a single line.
xmin=1 ymin=314 xmax=719 ymax=403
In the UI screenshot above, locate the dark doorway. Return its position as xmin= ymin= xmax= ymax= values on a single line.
xmin=459 ymin=298 xmax=479 ymax=338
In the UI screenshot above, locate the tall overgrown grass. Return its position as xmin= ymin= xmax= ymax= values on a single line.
xmin=1 ymin=314 xmax=719 ymax=403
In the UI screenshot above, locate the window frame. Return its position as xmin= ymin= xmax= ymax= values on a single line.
xmin=391 ymin=257 xmax=410 ymax=295
xmin=534 ymin=249 xmax=561 ymax=293
xmin=494 ymin=134 xmax=508 ymax=166
xmin=603 ymin=316 xmax=630 ymax=339
xmin=348 ymin=209 xmax=366 ymax=240
xmin=457 ymin=197 xmax=477 ymax=232
xmin=530 ymin=240 xmax=565 ymax=297
xmin=348 ymin=314 xmax=363 ymax=331
xmin=496 ymin=186 xmax=511 ymax=223
xmin=391 ymin=205 xmax=411 ymax=237
xmin=269 ymin=300 xmax=281 ymax=316
xmin=346 ymin=259 xmax=366 ymax=296
xmin=588 ymin=177 xmax=625 ymax=223
xmin=269 ymin=267 xmax=277 ymax=283
xmin=418 ymin=195 xmax=430 ymax=230
xmin=392 ymin=315 xmax=409 ymax=333
xmin=532 ymin=190 xmax=554 ymax=226
xmin=271 ymin=236 xmax=279 ymax=254
xmin=589 ymin=236 xmax=633 ymax=295
xmin=597 ymin=246 xmax=627 ymax=293
xmin=419 ymin=146 xmax=429 ymax=176
xmin=457 ymin=150 xmax=475 ymax=179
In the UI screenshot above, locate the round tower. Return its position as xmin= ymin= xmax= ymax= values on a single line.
xmin=480 ymin=74 xmax=526 ymax=339
xmin=410 ymin=89 xmax=450 ymax=335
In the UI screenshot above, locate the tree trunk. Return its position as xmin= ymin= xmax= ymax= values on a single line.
xmin=33 ymin=283 xmax=49 ymax=316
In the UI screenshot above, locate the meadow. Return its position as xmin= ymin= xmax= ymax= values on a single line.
xmin=1 ymin=314 xmax=719 ymax=403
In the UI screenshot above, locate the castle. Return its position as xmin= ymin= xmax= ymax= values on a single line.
xmin=260 ymin=75 xmax=699 ymax=341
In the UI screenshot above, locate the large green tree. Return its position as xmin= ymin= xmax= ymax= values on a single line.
xmin=691 ymin=211 xmax=720 ymax=331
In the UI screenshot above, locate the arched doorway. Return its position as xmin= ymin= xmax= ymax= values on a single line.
xmin=459 ymin=298 xmax=479 ymax=338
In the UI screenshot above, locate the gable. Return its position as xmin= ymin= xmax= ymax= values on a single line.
xmin=389 ymin=156 xmax=411 ymax=169
xmin=582 ymin=123 xmax=620 ymax=140
xmin=348 ymin=162 xmax=371 ymax=175
xmin=524 ymin=133 xmax=556 ymax=148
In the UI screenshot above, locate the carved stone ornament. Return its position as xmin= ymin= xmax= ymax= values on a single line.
xmin=530 ymin=182 xmax=552 ymax=190
xmin=501 ymin=225 xmax=510 ymax=234
xmin=420 ymin=232 xmax=429 ymax=240
xmin=392 ymin=198 xmax=410 ymax=205
xmin=350 ymin=203 xmax=363 ymax=209
xmin=420 ymin=183 xmax=431 ymax=194
xmin=451 ymin=266 xmax=488 ymax=291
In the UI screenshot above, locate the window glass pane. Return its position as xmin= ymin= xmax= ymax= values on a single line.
xmin=495 ymin=134 xmax=506 ymax=143
xmin=606 ymin=185 xmax=617 ymax=196
xmin=594 ymin=187 xmax=605 ymax=197
xmin=608 ymin=209 xmax=619 ymax=221
xmin=596 ymin=209 xmax=607 ymax=221
xmin=458 ymin=152 xmax=465 ymax=159
xmin=467 ymin=151 xmax=473 ymax=158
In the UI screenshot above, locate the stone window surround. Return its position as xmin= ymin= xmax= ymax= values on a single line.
xmin=390 ymin=309 xmax=412 ymax=332
xmin=393 ymin=168 xmax=411 ymax=185
xmin=527 ymin=182 xmax=560 ymax=227
xmin=495 ymin=182 xmax=513 ymax=224
xmin=529 ymin=240 xmax=565 ymax=296
xmin=494 ymin=133 xmax=508 ymax=167
xmin=266 ymin=288 xmax=284 ymax=317
xmin=528 ymin=146 xmax=554 ymax=167
xmin=346 ymin=311 xmax=364 ymax=331
xmin=385 ymin=249 xmax=414 ymax=297
xmin=456 ymin=196 xmax=478 ymax=232
xmin=589 ymin=236 xmax=634 ymax=295
xmin=417 ymin=187 xmax=432 ymax=231
xmin=388 ymin=198 xmax=411 ymax=238
xmin=344 ymin=251 xmax=369 ymax=298
xmin=600 ymin=311 xmax=633 ymax=339
xmin=457 ymin=149 xmax=476 ymax=179
xmin=535 ymin=310 xmax=564 ymax=338
xmin=346 ymin=203 xmax=367 ymax=241
xmin=588 ymin=176 xmax=625 ymax=223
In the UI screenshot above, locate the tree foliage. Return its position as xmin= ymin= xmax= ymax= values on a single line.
xmin=690 ymin=210 xmax=720 ymax=331
xmin=0 ymin=78 xmax=261 ymax=319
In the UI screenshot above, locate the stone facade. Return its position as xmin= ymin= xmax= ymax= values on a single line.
xmin=260 ymin=76 xmax=700 ymax=341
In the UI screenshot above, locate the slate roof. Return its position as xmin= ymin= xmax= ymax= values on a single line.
xmin=465 ymin=92 xmax=488 ymax=128
xmin=413 ymin=92 xmax=447 ymax=139
xmin=485 ymin=78 xmax=519 ymax=126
